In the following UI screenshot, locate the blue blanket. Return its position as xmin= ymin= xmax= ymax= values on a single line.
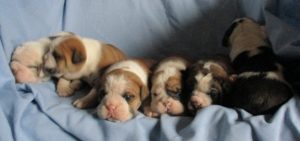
xmin=0 ymin=0 xmax=300 ymax=140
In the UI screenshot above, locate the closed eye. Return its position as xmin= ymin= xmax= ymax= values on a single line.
xmin=208 ymin=88 xmax=219 ymax=97
xmin=53 ymin=51 xmax=62 ymax=60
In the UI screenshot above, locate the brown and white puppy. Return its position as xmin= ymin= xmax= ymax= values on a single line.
xmin=147 ymin=56 xmax=189 ymax=117
xmin=96 ymin=59 xmax=150 ymax=122
xmin=222 ymin=17 xmax=293 ymax=115
xmin=10 ymin=32 xmax=72 ymax=83
xmin=186 ymin=56 xmax=233 ymax=113
xmin=43 ymin=33 xmax=126 ymax=108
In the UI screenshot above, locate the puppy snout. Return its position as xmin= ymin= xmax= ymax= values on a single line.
xmin=106 ymin=104 xmax=117 ymax=113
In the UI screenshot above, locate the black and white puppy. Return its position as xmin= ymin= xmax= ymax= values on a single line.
xmin=222 ymin=17 xmax=293 ymax=115
xmin=186 ymin=56 xmax=233 ymax=113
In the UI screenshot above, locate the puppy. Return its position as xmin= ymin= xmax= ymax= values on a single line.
xmin=96 ymin=59 xmax=150 ymax=122
xmin=147 ymin=56 xmax=189 ymax=117
xmin=186 ymin=56 xmax=233 ymax=113
xmin=10 ymin=32 xmax=71 ymax=83
xmin=10 ymin=38 xmax=51 ymax=83
xmin=43 ymin=33 xmax=126 ymax=108
xmin=222 ymin=17 xmax=293 ymax=115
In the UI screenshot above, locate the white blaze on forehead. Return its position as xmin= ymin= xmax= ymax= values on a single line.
xmin=105 ymin=60 xmax=147 ymax=85
xmin=195 ymin=72 xmax=213 ymax=93
xmin=156 ymin=60 xmax=187 ymax=73
xmin=105 ymin=75 xmax=127 ymax=95
xmin=153 ymin=59 xmax=187 ymax=86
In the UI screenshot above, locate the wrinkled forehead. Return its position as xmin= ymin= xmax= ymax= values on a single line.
xmin=104 ymin=74 xmax=128 ymax=95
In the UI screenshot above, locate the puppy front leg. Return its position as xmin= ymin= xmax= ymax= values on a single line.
xmin=73 ymin=88 xmax=98 ymax=109
xmin=142 ymin=97 xmax=160 ymax=118
xmin=57 ymin=78 xmax=81 ymax=97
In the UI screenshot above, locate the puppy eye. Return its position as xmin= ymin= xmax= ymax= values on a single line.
xmin=123 ymin=93 xmax=135 ymax=102
xmin=153 ymin=93 xmax=159 ymax=97
xmin=208 ymin=88 xmax=218 ymax=98
xmin=53 ymin=51 xmax=62 ymax=60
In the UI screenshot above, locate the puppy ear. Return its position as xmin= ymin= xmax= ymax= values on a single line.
xmin=140 ymin=85 xmax=149 ymax=101
xmin=71 ymin=48 xmax=86 ymax=64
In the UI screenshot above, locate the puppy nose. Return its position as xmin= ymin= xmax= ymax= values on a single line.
xmin=106 ymin=104 xmax=116 ymax=113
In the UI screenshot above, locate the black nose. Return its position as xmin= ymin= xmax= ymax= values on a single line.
xmin=45 ymin=68 xmax=56 ymax=74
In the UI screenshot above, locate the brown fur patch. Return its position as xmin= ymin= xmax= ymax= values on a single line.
xmin=54 ymin=37 xmax=87 ymax=73
xmin=98 ymin=44 xmax=126 ymax=69
xmin=165 ymin=73 xmax=182 ymax=94
xmin=209 ymin=64 xmax=228 ymax=79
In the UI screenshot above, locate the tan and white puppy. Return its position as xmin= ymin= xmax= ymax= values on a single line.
xmin=96 ymin=59 xmax=150 ymax=122
xmin=147 ymin=57 xmax=189 ymax=117
xmin=43 ymin=33 xmax=126 ymax=108
xmin=10 ymin=32 xmax=72 ymax=83
xmin=186 ymin=57 xmax=233 ymax=112
xmin=10 ymin=38 xmax=51 ymax=83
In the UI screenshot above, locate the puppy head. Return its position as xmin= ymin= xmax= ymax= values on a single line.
xmin=43 ymin=34 xmax=86 ymax=78
xmin=150 ymin=57 xmax=188 ymax=116
xmin=222 ymin=17 xmax=268 ymax=60
xmin=10 ymin=38 xmax=51 ymax=83
xmin=187 ymin=60 xmax=232 ymax=111
xmin=96 ymin=60 xmax=149 ymax=122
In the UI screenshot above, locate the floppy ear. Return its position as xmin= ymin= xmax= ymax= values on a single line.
xmin=222 ymin=21 xmax=239 ymax=47
xmin=140 ymin=85 xmax=149 ymax=101
xmin=71 ymin=48 xmax=86 ymax=64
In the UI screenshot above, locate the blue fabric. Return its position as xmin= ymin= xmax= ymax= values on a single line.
xmin=0 ymin=0 xmax=300 ymax=140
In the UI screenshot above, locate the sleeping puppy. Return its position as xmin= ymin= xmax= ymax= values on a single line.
xmin=10 ymin=38 xmax=51 ymax=83
xmin=96 ymin=59 xmax=150 ymax=122
xmin=186 ymin=56 xmax=233 ymax=113
xmin=43 ymin=33 xmax=126 ymax=108
xmin=222 ymin=17 xmax=293 ymax=115
xmin=10 ymin=32 xmax=72 ymax=83
xmin=147 ymin=56 xmax=189 ymax=117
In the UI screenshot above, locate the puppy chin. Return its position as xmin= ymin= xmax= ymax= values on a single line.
xmin=96 ymin=95 xmax=134 ymax=122
xmin=188 ymin=91 xmax=212 ymax=110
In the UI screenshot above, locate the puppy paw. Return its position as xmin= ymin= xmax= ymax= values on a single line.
xmin=70 ymin=80 xmax=82 ymax=90
xmin=166 ymin=76 xmax=182 ymax=95
xmin=143 ymin=106 xmax=160 ymax=118
xmin=73 ymin=98 xmax=90 ymax=109
xmin=73 ymin=88 xmax=98 ymax=109
xmin=57 ymin=78 xmax=75 ymax=97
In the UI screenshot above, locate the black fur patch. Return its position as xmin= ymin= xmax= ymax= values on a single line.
xmin=224 ymin=75 xmax=293 ymax=115
xmin=232 ymin=46 xmax=279 ymax=73
xmin=222 ymin=19 xmax=244 ymax=47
